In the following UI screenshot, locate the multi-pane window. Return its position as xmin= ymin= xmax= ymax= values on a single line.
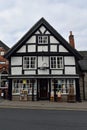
xmin=38 ymin=36 xmax=48 ymax=44
xmin=12 ymin=79 xmax=37 ymax=95
xmin=51 ymin=79 xmax=75 ymax=94
xmin=50 ymin=56 xmax=63 ymax=69
xmin=67 ymin=79 xmax=75 ymax=94
xmin=23 ymin=56 xmax=36 ymax=69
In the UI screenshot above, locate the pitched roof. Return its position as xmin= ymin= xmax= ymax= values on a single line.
xmin=4 ymin=17 xmax=82 ymax=60
xmin=78 ymin=51 xmax=87 ymax=71
xmin=0 ymin=40 xmax=10 ymax=51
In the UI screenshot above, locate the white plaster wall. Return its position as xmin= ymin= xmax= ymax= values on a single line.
xmin=45 ymin=31 xmax=50 ymax=34
xmin=39 ymin=26 xmax=46 ymax=34
xmin=59 ymin=45 xmax=68 ymax=52
xmin=38 ymin=46 xmax=48 ymax=52
xmin=38 ymin=69 xmax=49 ymax=75
xmin=65 ymin=67 xmax=76 ymax=74
xmin=50 ymin=45 xmax=57 ymax=52
xmin=28 ymin=45 xmax=36 ymax=52
xmin=50 ymin=36 xmax=59 ymax=43
xmin=38 ymin=56 xmax=49 ymax=67
xmin=64 ymin=56 xmax=75 ymax=65
xmin=11 ymin=57 xmax=22 ymax=65
xmin=35 ymin=31 xmax=40 ymax=34
xmin=24 ymin=71 xmax=36 ymax=75
xmin=51 ymin=70 xmax=63 ymax=75
xmin=11 ymin=67 xmax=22 ymax=75
xmin=17 ymin=46 xmax=26 ymax=53
xmin=26 ymin=36 xmax=36 ymax=43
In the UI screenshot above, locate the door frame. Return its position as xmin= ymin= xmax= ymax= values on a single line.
xmin=38 ymin=79 xmax=49 ymax=100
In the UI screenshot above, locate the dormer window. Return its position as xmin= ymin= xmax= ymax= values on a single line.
xmin=38 ymin=36 xmax=48 ymax=44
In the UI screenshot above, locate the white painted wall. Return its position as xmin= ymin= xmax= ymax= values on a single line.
xmin=11 ymin=57 xmax=22 ymax=65
xmin=28 ymin=45 xmax=36 ymax=52
xmin=26 ymin=36 xmax=36 ymax=43
xmin=38 ymin=69 xmax=49 ymax=75
xmin=35 ymin=31 xmax=40 ymax=34
xmin=50 ymin=36 xmax=59 ymax=43
xmin=50 ymin=45 xmax=57 ymax=52
xmin=11 ymin=67 xmax=22 ymax=75
xmin=17 ymin=46 xmax=26 ymax=53
xmin=59 ymin=45 xmax=68 ymax=52
xmin=24 ymin=71 xmax=36 ymax=75
xmin=35 ymin=26 xmax=50 ymax=34
xmin=51 ymin=70 xmax=63 ymax=75
xmin=39 ymin=26 xmax=46 ymax=34
xmin=65 ymin=67 xmax=76 ymax=74
xmin=38 ymin=56 xmax=49 ymax=67
xmin=38 ymin=46 xmax=48 ymax=52
xmin=45 ymin=31 xmax=50 ymax=34
xmin=64 ymin=56 xmax=75 ymax=65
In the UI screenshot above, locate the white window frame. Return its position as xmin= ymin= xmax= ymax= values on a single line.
xmin=23 ymin=56 xmax=36 ymax=69
xmin=0 ymin=61 xmax=6 ymax=64
xmin=51 ymin=79 xmax=75 ymax=94
xmin=67 ymin=79 xmax=75 ymax=94
xmin=50 ymin=56 xmax=63 ymax=69
xmin=12 ymin=79 xmax=37 ymax=95
xmin=38 ymin=36 xmax=48 ymax=44
xmin=1 ymin=51 xmax=4 ymax=55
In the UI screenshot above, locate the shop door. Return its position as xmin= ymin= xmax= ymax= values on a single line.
xmin=39 ymin=79 xmax=48 ymax=99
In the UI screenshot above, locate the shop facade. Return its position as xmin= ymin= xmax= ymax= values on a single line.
xmin=11 ymin=77 xmax=77 ymax=102
xmin=5 ymin=18 xmax=82 ymax=102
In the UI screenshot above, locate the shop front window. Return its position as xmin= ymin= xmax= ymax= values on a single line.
xmin=12 ymin=79 xmax=37 ymax=95
xmin=51 ymin=79 xmax=75 ymax=94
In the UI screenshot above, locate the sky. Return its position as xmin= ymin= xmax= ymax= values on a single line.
xmin=0 ymin=0 xmax=87 ymax=50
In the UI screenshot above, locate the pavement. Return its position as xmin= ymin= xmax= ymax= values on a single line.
xmin=0 ymin=99 xmax=87 ymax=111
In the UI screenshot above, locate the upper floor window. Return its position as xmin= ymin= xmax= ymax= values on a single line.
xmin=1 ymin=51 xmax=4 ymax=56
xmin=0 ymin=47 xmax=5 ymax=56
xmin=50 ymin=56 xmax=63 ymax=69
xmin=0 ymin=61 xmax=5 ymax=64
xmin=38 ymin=36 xmax=48 ymax=44
xmin=23 ymin=56 xmax=36 ymax=69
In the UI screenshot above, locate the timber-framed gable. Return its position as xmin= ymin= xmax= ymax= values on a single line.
xmin=5 ymin=18 xmax=82 ymax=102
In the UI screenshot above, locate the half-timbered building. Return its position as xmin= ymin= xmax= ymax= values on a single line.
xmin=5 ymin=18 xmax=82 ymax=102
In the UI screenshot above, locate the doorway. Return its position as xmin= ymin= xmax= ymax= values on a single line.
xmin=39 ymin=79 xmax=48 ymax=100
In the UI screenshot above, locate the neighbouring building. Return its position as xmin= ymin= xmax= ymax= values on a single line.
xmin=79 ymin=51 xmax=87 ymax=101
xmin=5 ymin=18 xmax=82 ymax=102
xmin=0 ymin=40 xmax=9 ymax=99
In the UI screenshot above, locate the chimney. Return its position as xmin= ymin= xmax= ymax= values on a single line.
xmin=69 ymin=31 xmax=75 ymax=48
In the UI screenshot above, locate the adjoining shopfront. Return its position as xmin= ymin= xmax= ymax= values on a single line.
xmin=0 ymin=73 xmax=8 ymax=99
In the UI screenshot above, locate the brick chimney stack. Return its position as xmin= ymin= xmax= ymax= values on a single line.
xmin=69 ymin=31 xmax=75 ymax=48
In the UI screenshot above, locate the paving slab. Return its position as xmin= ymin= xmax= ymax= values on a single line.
xmin=0 ymin=100 xmax=87 ymax=111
